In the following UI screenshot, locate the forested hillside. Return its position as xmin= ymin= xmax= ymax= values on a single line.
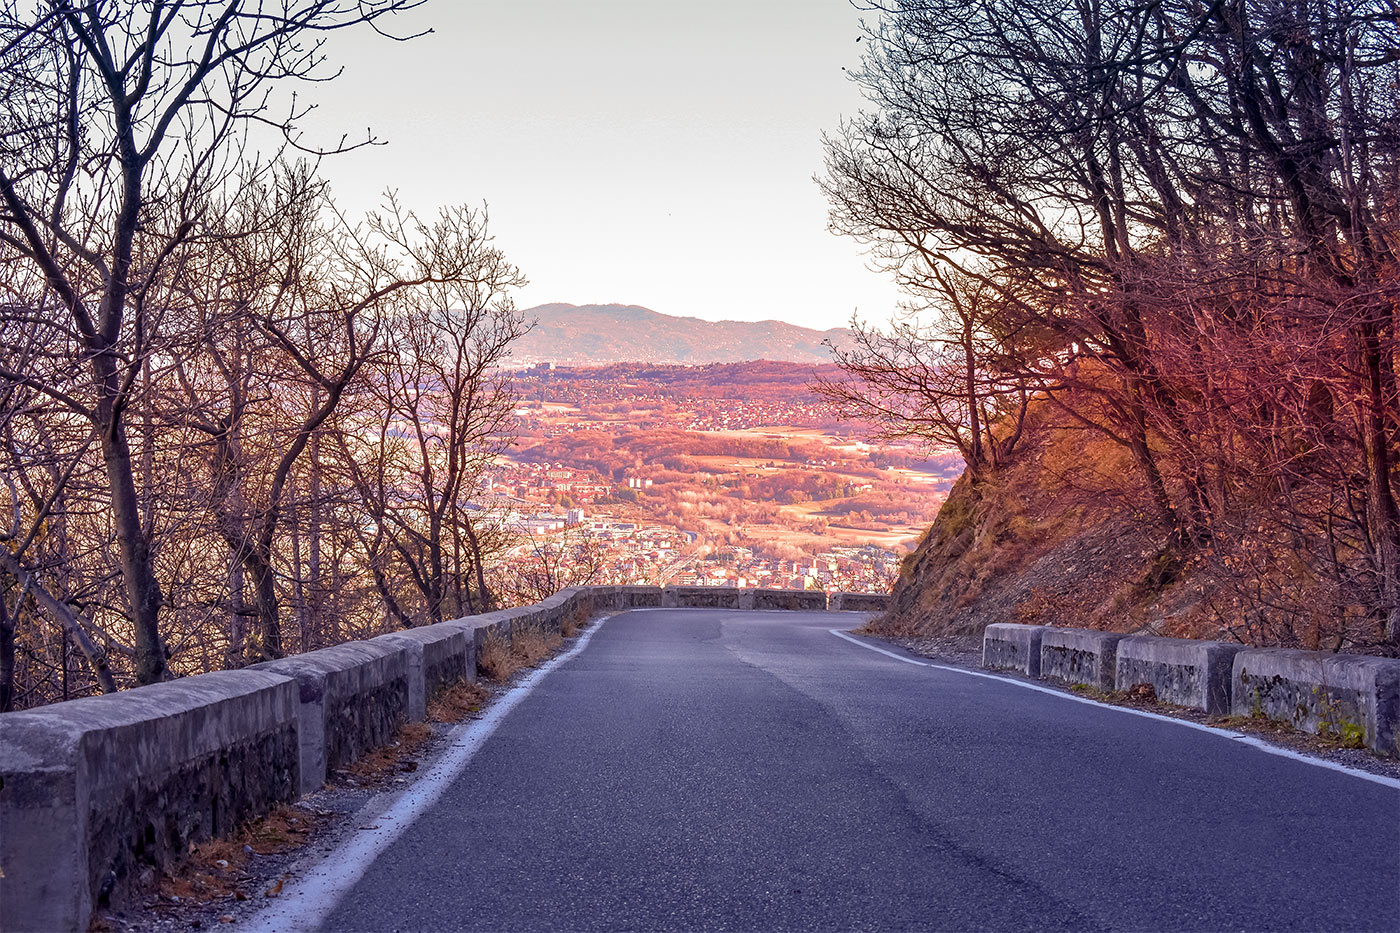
xmin=822 ymin=0 xmax=1400 ymax=651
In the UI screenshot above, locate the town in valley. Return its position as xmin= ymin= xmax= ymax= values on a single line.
xmin=478 ymin=362 xmax=961 ymax=596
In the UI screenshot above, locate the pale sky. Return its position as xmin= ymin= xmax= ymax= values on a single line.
xmin=297 ymin=0 xmax=903 ymax=331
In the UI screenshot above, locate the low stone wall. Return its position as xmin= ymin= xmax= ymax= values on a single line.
xmin=250 ymin=641 xmax=411 ymax=797
xmin=1232 ymin=649 xmax=1400 ymax=756
xmin=1115 ymin=636 xmax=1241 ymax=715
xmin=981 ymin=623 xmax=1046 ymax=676
xmin=830 ymin=592 xmax=891 ymax=612
xmin=0 ymin=671 xmax=298 ymax=932
xmin=370 ymin=624 xmax=472 ymax=722
xmin=658 ymin=586 xmax=837 ymax=611
xmin=752 ymin=588 xmax=828 ymax=611
xmin=0 ymin=584 xmax=887 ymax=931
xmin=1040 ymin=629 xmax=1126 ymax=691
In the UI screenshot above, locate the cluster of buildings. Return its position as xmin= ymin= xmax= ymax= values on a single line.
xmin=489 ymin=463 xmax=615 ymax=503
xmin=472 ymin=480 xmax=899 ymax=595
xmin=664 ymin=544 xmax=898 ymax=593
xmin=680 ymin=399 xmax=839 ymax=432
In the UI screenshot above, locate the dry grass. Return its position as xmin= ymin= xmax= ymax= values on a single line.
xmin=427 ymin=680 xmax=489 ymax=723
xmin=479 ymin=624 xmax=565 ymax=683
xmin=560 ymin=606 xmax=590 ymax=638
xmin=156 ymin=805 xmax=319 ymax=905
xmin=477 ymin=631 xmax=514 ymax=682
xmin=345 ymin=721 xmax=433 ymax=784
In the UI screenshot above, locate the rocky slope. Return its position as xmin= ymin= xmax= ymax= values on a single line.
xmin=877 ymin=400 xmax=1242 ymax=644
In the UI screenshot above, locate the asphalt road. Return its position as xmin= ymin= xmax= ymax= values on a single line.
xmin=320 ymin=609 xmax=1400 ymax=932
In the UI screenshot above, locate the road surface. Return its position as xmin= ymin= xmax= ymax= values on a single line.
xmin=310 ymin=609 xmax=1400 ymax=931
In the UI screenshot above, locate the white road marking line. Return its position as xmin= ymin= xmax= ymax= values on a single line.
xmin=829 ymin=628 xmax=1400 ymax=791
xmin=240 ymin=616 xmax=613 ymax=933
xmin=829 ymin=628 xmax=929 ymax=666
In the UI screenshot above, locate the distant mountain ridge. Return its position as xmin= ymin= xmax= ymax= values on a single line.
xmin=511 ymin=303 xmax=849 ymax=365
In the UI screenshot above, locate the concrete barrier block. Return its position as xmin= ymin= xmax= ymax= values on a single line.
xmin=442 ymin=613 xmax=513 ymax=674
xmin=753 ymin=588 xmax=827 ymax=611
xmin=830 ymin=592 xmax=891 ymax=612
xmin=251 ymin=640 xmax=410 ymax=794
xmin=1041 ymin=628 xmax=1126 ymax=690
xmin=616 ymin=585 xmax=663 ymax=607
xmin=1115 ymin=636 xmax=1242 ymax=714
xmin=667 ymin=586 xmax=744 ymax=609
xmin=576 ymin=586 xmax=620 ymax=611
xmin=1233 ymin=649 xmax=1400 ymax=757
xmin=370 ymin=633 xmax=425 ymax=722
xmin=982 ymin=623 xmax=1046 ymax=676
xmin=0 ymin=671 xmax=297 ymax=931
xmin=386 ymin=624 xmax=472 ymax=699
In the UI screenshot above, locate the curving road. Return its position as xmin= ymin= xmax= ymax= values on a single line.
xmin=301 ymin=609 xmax=1399 ymax=932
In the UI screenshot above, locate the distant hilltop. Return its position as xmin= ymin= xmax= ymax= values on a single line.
xmin=511 ymin=303 xmax=850 ymax=365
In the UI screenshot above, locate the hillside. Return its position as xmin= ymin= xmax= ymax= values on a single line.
xmin=513 ymin=303 xmax=849 ymax=364
xmin=874 ymin=394 xmax=1392 ymax=653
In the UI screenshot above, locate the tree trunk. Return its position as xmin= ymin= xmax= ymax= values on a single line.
xmin=1359 ymin=324 xmax=1400 ymax=643
xmin=464 ymin=517 xmax=492 ymax=612
xmin=226 ymin=550 xmax=246 ymax=668
xmin=244 ymin=549 xmax=283 ymax=661
xmin=0 ymin=584 xmax=15 ymax=712
xmin=0 ymin=550 xmax=119 ymax=693
xmin=307 ymin=430 xmax=324 ymax=645
xmin=93 ymin=352 xmax=167 ymax=684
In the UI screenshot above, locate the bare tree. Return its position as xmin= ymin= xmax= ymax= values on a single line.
xmin=0 ymin=0 xmax=427 ymax=682
xmin=826 ymin=0 xmax=1400 ymax=642
xmin=818 ymin=266 xmax=1029 ymax=482
xmin=339 ymin=201 xmax=528 ymax=625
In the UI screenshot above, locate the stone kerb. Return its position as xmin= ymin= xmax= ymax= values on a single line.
xmin=1115 ymin=636 xmax=1243 ymax=714
xmin=752 ymin=588 xmax=828 ymax=611
xmin=1233 ymin=649 xmax=1400 ymax=757
xmin=830 ymin=592 xmax=892 ymax=612
xmin=0 ymin=670 xmax=298 ymax=932
xmin=250 ymin=640 xmax=410 ymax=796
xmin=1041 ymin=629 xmax=1126 ymax=690
xmin=981 ymin=623 xmax=1046 ymax=676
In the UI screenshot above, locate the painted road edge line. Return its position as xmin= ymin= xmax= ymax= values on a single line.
xmin=828 ymin=628 xmax=1400 ymax=791
xmin=240 ymin=615 xmax=614 ymax=933
xmin=830 ymin=628 xmax=929 ymax=666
